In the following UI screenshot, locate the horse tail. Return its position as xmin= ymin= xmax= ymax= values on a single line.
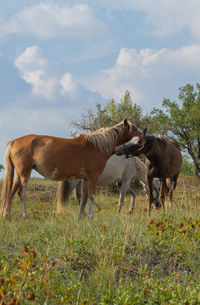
xmin=56 ymin=179 xmax=80 ymax=214
xmin=164 ymin=177 xmax=177 ymax=197
xmin=56 ymin=181 xmax=70 ymax=214
xmin=1 ymin=141 xmax=14 ymax=217
xmin=168 ymin=174 xmax=178 ymax=192
xmin=164 ymin=179 xmax=170 ymax=195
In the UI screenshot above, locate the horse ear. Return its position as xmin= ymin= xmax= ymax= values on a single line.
xmin=143 ymin=128 xmax=147 ymax=135
xmin=123 ymin=118 xmax=128 ymax=126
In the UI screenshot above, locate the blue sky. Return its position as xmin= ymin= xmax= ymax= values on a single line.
xmin=0 ymin=0 xmax=200 ymax=173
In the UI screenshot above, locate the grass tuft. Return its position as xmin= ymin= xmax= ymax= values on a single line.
xmin=0 ymin=175 xmax=199 ymax=304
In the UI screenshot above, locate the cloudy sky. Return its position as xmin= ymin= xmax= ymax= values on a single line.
xmin=0 ymin=0 xmax=200 ymax=174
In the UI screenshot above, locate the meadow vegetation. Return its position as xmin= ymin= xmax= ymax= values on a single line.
xmin=0 ymin=175 xmax=200 ymax=304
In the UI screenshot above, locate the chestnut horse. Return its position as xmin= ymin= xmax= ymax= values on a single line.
xmin=115 ymin=129 xmax=182 ymax=217
xmin=1 ymin=119 xmax=142 ymax=218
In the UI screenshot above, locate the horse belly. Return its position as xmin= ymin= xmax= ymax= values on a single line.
xmin=97 ymin=174 xmax=117 ymax=185
xmin=33 ymin=155 xmax=86 ymax=180
xmin=33 ymin=162 xmax=61 ymax=180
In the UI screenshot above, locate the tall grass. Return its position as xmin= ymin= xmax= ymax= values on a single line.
xmin=0 ymin=176 xmax=199 ymax=304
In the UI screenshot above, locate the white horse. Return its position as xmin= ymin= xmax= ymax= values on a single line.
xmin=57 ymin=155 xmax=161 ymax=215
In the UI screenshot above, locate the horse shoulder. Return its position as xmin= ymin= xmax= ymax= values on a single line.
xmin=121 ymin=157 xmax=137 ymax=181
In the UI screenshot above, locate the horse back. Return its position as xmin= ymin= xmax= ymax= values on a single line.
xmin=158 ymin=140 xmax=182 ymax=177
xmin=9 ymin=134 xmax=107 ymax=180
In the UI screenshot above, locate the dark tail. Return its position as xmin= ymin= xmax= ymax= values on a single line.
xmin=165 ymin=175 xmax=178 ymax=197
xmin=56 ymin=179 xmax=80 ymax=214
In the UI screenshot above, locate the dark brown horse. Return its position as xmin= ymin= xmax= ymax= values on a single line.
xmin=115 ymin=129 xmax=182 ymax=217
xmin=1 ymin=119 xmax=142 ymax=219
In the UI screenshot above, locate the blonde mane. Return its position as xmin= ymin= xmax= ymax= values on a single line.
xmin=81 ymin=120 xmax=133 ymax=158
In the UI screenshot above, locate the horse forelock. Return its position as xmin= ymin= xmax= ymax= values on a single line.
xmin=81 ymin=121 xmax=130 ymax=157
xmin=157 ymin=138 xmax=167 ymax=149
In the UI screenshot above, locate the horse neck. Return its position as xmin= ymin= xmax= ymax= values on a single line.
xmin=145 ymin=151 xmax=161 ymax=168
xmin=132 ymin=157 xmax=147 ymax=184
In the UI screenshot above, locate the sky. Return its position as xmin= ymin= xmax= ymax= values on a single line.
xmin=0 ymin=0 xmax=200 ymax=176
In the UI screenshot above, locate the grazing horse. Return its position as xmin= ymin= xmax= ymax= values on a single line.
xmin=1 ymin=119 xmax=142 ymax=219
xmin=115 ymin=129 xmax=182 ymax=217
xmin=57 ymin=155 xmax=161 ymax=215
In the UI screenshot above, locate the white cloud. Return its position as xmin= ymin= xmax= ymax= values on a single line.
xmin=83 ymin=0 xmax=200 ymax=40
xmin=84 ymin=44 xmax=200 ymax=111
xmin=15 ymin=45 xmax=47 ymax=71
xmin=0 ymin=3 xmax=107 ymax=40
xmin=15 ymin=46 xmax=59 ymax=100
xmin=136 ymin=0 xmax=200 ymax=39
xmin=60 ymin=73 xmax=78 ymax=95
xmin=15 ymin=46 xmax=83 ymax=100
xmin=14 ymin=45 xmax=105 ymax=105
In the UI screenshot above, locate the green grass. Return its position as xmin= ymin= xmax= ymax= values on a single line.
xmin=0 ymin=176 xmax=200 ymax=304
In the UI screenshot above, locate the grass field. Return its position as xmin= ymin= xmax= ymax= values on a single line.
xmin=0 ymin=175 xmax=200 ymax=304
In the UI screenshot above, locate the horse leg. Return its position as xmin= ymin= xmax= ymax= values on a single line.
xmin=78 ymin=180 xmax=88 ymax=218
xmin=118 ymin=180 xmax=130 ymax=213
xmin=9 ymin=174 xmax=29 ymax=219
xmin=127 ymin=186 xmax=136 ymax=214
xmin=20 ymin=182 xmax=29 ymax=218
xmin=159 ymin=178 xmax=166 ymax=211
xmin=147 ymin=174 xmax=154 ymax=217
xmin=168 ymin=181 xmax=173 ymax=208
xmin=17 ymin=171 xmax=31 ymax=219
xmin=86 ymin=176 xmax=98 ymax=219
xmin=75 ymin=181 xmax=81 ymax=205
xmin=6 ymin=173 xmax=21 ymax=218
xmin=168 ymin=174 xmax=178 ymax=208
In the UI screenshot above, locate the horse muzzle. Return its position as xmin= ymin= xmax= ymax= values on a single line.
xmin=115 ymin=144 xmax=124 ymax=156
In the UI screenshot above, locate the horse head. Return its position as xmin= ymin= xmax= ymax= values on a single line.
xmin=115 ymin=128 xmax=156 ymax=158
xmin=114 ymin=119 xmax=142 ymax=147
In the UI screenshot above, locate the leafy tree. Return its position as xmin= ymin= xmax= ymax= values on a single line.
xmin=71 ymin=90 xmax=154 ymax=134
xmin=151 ymin=84 xmax=200 ymax=178
xmin=0 ymin=164 xmax=3 ymax=172
xmin=180 ymin=155 xmax=195 ymax=176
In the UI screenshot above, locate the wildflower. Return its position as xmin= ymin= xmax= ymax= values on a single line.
xmin=26 ymin=293 xmax=35 ymax=301
xmin=149 ymin=219 xmax=154 ymax=225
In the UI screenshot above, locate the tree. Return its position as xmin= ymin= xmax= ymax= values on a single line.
xmin=71 ymin=90 xmax=154 ymax=134
xmin=180 ymin=155 xmax=195 ymax=176
xmin=151 ymin=83 xmax=200 ymax=178
xmin=0 ymin=164 xmax=3 ymax=172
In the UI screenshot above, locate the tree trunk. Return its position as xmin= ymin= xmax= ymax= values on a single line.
xmin=187 ymin=147 xmax=200 ymax=179
xmin=195 ymin=166 xmax=200 ymax=179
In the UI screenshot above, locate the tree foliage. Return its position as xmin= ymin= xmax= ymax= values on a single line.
xmin=151 ymin=83 xmax=200 ymax=177
xmin=70 ymin=85 xmax=200 ymax=177
xmin=180 ymin=155 xmax=195 ymax=176
xmin=71 ymin=90 xmax=154 ymax=134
